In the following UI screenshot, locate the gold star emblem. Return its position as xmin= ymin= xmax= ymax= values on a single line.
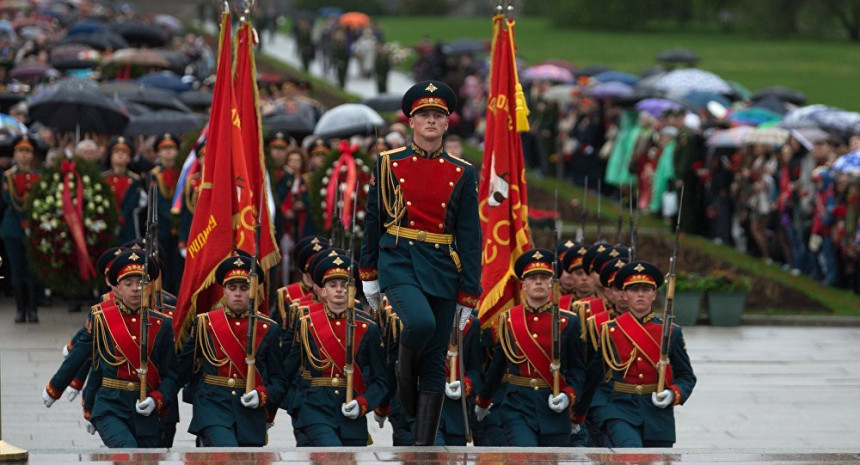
xmin=564 ymin=240 xmax=574 ymax=248
xmin=117 ymin=136 xmax=125 ymax=143
xmin=333 ymin=257 xmax=344 ymax=266
xmin=532 ymin=251 xmax=544 ymax=260
xmin=113 ymin=249 xmax=123 ymax=256
xmin=634 ymin=264 xmax=646 ymax=272
xmin=165 ymin=133 xmax=172 ymax=140
xmin=128 ymin=252 xmax=140 ymax=261
xmin=597 ymin=245 xmax=606 ymax=253
xmin=311 ymin=237 xmax=321 ymax=244
xmin=233 ymin=258 xmax=244 ymax=266
xmin=609 ymin=249 xmax=620 ymax=257
xmin=578 ymin=247 xmax=587 ymax=255
xmin=425 ymin=83 xmax=438 ymax=92
xmin=614 ymin=260 xmax=625 ymax=269
xmin=312 ymin=244 xmax=323 ymax=251
xmin=327 ymin=250 xmax=338 ymax=257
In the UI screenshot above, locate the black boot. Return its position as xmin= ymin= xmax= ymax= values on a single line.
xmin=395 ymin=345 xmax=420 ymax=417
xmin=412 ymin=391 xmax=444 ymax=446
xmin=13 ymin=285 xmax=25 ymax=323
xmin=26 ymin=284 xmax=38 ymax=323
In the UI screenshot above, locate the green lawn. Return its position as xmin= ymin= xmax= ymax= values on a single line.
xmin=375 ymin=16 xmax=860 ymax=111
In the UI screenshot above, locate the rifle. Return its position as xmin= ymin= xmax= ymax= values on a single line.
xmin=330 ymin=180 xmax=344 ymax=249
xmin=551 ymin=190 xmax=561 ymax=397
xmin=596 ymin=178 xmax=603 ymax=243
xmin=657 ymin=186 xmax=684 ymax=394
xmin=576 ymin=176 xmax=587 ymax=243
xmin=138 ymin=179 xmax=156 ymax=402
xmin=150 ymin=175 xmax=161 ymax=312
xmin=448 ymin=308 xmax=472 ymax=442
xmin=245 ymin=193 xmax=264 ymax=394
xmin=629 ymin=183 xmax=638 ymax=261
xmin=345 ymin=188 xmax=359 ymax=403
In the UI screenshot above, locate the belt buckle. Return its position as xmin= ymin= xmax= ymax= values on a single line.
xmin=127 ymin=381 xmax=135 ymax=391
xmin=227 ymin=378 xmax=236 ymax=388
xmin=416 ymin=230 xmax=427 ymax=242
xmin=530 ymin=378 xmax=539 ymax=390
xmin=635 ymin=385 xmax=643 ymax=395
xmin=331 ymin=378 xmax=340 ymax=387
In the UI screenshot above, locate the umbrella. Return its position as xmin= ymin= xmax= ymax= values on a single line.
xmin=652 ymin=68 xmax=732 ymax=99
xmin=117 ymin=87 xmax=192 ymax=113
xmin=102 ymin=48 xmax=170 ymax=68
xmin=443 ymin=38 xmax=487 ymax=56
xmin=313 ymin=103 xmax=385 ymax=140
xmin=634 ymin=98 xmax=682 ymax=118
xmin=137 ymin=71 xmax=191 ymax=93
xmin=543 ymin=84 xmax=577 ymax=104
xmin=790 ymin=127 xmax=830 ymax=151
xmin=154 ymin=14 xmax=184 ymax=35
xmin=656 ymin=48 xmax=700 ymax=65
xmin=679 ymin=90 xmax=732 ymax=111
xmin=727 ymin=107 xmax=783 ymax=127
xmin=179 ymin=90 xmax=212 ymax=110
xmin=0 ymin=113 xmax=26 ymax=134
xmin=319 ymin=6 xmax=343 ymax=17
xmin=125 ymin=110 xmax=203 ymax=136
xmin=98 ymin=80 xmax=146 ymax=95
xmin=111 ymin=22 xmax=168 ymax=48
xmin=832 ymin=151 xmax=860 ymax=174
xmin=58 ymin=31 xmax=129 ymax=51
xmin=706 ymin=126 xmax=754 ymax=148
xmin=750 ymin=95 xmax=791 ymax=116
xmin=263 ymin=112 xmax=317 ymax=139
xmin=0 ymin=92 xmax=24 ymax=114
xmin=160 ymin=51 xmax=190 ymax=74
xmin=338 ymin=11 xmax=370 ymax=28
xmin=29 ymin=88 xmax=129 ymax=134
xmin=522 ymin=64 xmax=575 ymax=84
xmin=361 ymin=93 xmax=402 ymax=112
xmin=534 ymin=59 xmax=576 ymax=73
xmin=50 ymin=44 xmax=101 ymax=70
xmin=591 ymin=71 xmax=639 ymax=86
xmin=781 ymin=104 xmax=836 ymax=129
xmin=587 ymin=81 xmax=633 ymax=100
xmin=812 ymin=110 xmax=860 ymax=135
xmin=9 ymin=62 xmax=59 ymax=84
xmin=751 ymin=86 xmax=807 ymax=105
xmin=66 ymin=19 xmax=107 ymax=36
xmin=576 ymin=65 xmax=612 ymax=78
xmin=741 ymin=127 xmax=789 ymax=146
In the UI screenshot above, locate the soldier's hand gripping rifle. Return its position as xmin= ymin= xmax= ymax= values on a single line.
xmin=657 ymin=186 xmax=684 ymax=394
xmin=245 ymin=194 xmax=264 ymax=394
xmin=345 ymin=188 xmax=359 ymax=404
xmin=551 ymin=190 xmax=562 ymax=397
xmin=138 ymin=179 xmax=156 ymax=402
xmin=447 ymin=297 xmax=473 ymax=442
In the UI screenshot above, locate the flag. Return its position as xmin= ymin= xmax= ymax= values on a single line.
xmin=170 ymin=124 xmax=208 ymax=214
xmin=477 ymin=15 xmax=532 ymax=328
xmin=173 ymin=12 xmax=241 ymax=348
xmin=234 ymin=20 xmax=281 ymax=275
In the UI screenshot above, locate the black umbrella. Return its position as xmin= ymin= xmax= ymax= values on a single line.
xmin=29 ymin=88 xmax=129 ymax=134
xmin=117 ymin=87 xmax=192 ymax=113
xmin=575 ymin=65 xmax=612 ymax=78
xmin=0 ymin=92 xmax=25 ymax=114
xmin=111 ymin=22 xmax=168 ymax=48
xmin=313 ymin=103 xmax=385 ymax=140
xmin=179 ymin=90 xmax=212 ymax=110
xmin=656 ymin=48 xmax=700 ymax=65
xmin=751 ymin=86 xmax=807 ymax=106
xmin=125 ymin=110 xmax=203 ymax=136
xmin=443 ymin=38 xmax=488 ymax=56
xmin=361 ymin=93 xmax=402 ymax=112
xmin=750 ymin=95 xmax=791 ymax=116
xmin=263 ymin=112 xmax=316 ymax=139
xmin=58 ymin=31 xmax=129 ymax=51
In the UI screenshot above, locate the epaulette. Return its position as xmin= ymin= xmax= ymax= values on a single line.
xmin=445 ymin=153 xmax=472 ymax=166
xmin=379 ymin=146 xmax=407 ymax=157
xmin=258 ymin=313 xmax=277 ymax=326
xmin=150 ymin=309 xmax=173 ymax=321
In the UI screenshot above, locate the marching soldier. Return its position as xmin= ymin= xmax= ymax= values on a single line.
xmin=2 ymin=134 xmax=41 ymax=323
xmin=103 ymin=137 xmax=142 ymax=244
xmin=598 ymin=261 xmax=697 ymax=447
xmin=178 ymin=140 xmax=206 ymax=256
xmin=474 ymin=249 xmax=585 ymax=447
xmin=360 ymin=80 xmax=482 ymax=445
xmin=437 ymin=309 xmax=481 ymax=445
xmin=85 ymin=250 xmax=179 ymax=448
xmin=170 ymin=254 xmax=286 ymax=447
xmin=283 ymin=253 xmax=388 ymax=446
xmin=559 ymin=242 xmax=593 ymax=311
xmin=148 ymin=132 xmax=182 ymax=293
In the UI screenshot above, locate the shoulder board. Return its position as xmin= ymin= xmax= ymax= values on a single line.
xmin=380 ymin=146 xmax=407 ymax=157
xmin=355 ymin=313 xmax=376 ymax=325
xmin=90 ymin=302 xmax=104 ymax=314
xmin=258 ymin=314 xmax=277 ymax=326
xmin=445 ymin=153 xmax=472 ymax=166
xmin=150 ymin=310 xmax=172 ymax=321
xmin=560 ymin=309 xmax=577 ymax=319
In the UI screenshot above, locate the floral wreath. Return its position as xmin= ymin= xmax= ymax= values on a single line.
xmin=26 ymin=157 xmax=118 ymax=296
xmin=308 ymin=140 xmax=374 ymax=244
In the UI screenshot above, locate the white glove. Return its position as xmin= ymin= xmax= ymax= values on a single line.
xmin=373 ymin=411 xmax=386 ymax=428
xmin=240 ymin=390 xmax=260 ymax=409
xmin=42 ymin=389 xmax=57 ymax=408
xmin=62 ymin=344 xmax=70 ymax=358
xmin=341 ymin=399 xmax=360 ymax=419
xmin=84 ymin=420 xmax=96 ymax=435
xmin=571 ymin=423 xmax=581 ymax=435
xmin=475 ymin=404 xmax=491 ymax=422
xmin=266 ymin=422 xmax=274 ymax=431
xmin=180 ymin=248 xmax=187 ymax=259
xmin=455 ymin=304 xmax=472 ymax=330
xmin=65 ymin=386 xmax=80 ymax=401
xmin=548 ymin=392 xmax=570 ymax=413
xmin=362 ymin=280 xmax=380 ymax=311
xmin=445 ymin=380 xmax=462 ymax=400
xmin=135 ymin=396 xmax=156 ymax=416
xmin=651 ymin=389 xmax=674 ymax=409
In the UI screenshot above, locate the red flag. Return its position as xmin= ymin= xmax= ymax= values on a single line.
xmin=173 ymin=12 xmax=240 ymax=347
xmin=478 ymin=15 xmax=532 ymax=328
xmin=234 ymin=20 xmax=281 ymax=273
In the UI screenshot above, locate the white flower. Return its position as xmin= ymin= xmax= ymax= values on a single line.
xmin=96 ymin=206 xmax=104 ymax=214
xmin=84 ymin=218 xmax=92 ymax=228
xmin=322 ymin=176 xmax=329 ymax=184
xmin=326 ymin=168 xmax=333 ymax=175
xmin=53 ymin=173 xmax=60 ymax=181
xmin=82 ymin=175 xmax=90 ymax=183
xmin=40 ymin=220 xmax=52 ymax=231
xmin=357 ymin=210 xmax=365 ymax=220
xmin=94 ymin=183 xmax=102 ymax=192
xmin=91 ymin=220 xmax=106 ymax=232
xmin=320 ymin=188 xmax=327 ymax=196
xmin=33 ymin=199 xmax=41 ymax=208
xmin=94 ymin=194 xmax=103 ymax=203
xmin=87 ymin=202 xmax=95 ymax=210
xmin=50 ymin=219 xmax=59 ymax=228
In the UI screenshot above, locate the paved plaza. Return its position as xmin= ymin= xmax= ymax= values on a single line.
xmin=1 ymin=297 xmax=859 ymax=454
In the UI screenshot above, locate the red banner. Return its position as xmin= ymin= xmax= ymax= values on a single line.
xmin=478 ymin=15 xmax=532 ymax=328
xmin=173 ymin=12 xmax=240 ymax=348
xmin=60 ymin=159 xmax=96 ymax=280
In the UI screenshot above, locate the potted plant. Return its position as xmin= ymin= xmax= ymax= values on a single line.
xmin=701 ymin=270 xmax=752 ymax=326
xmin=670 ymin=272 xmax=708 ymax=326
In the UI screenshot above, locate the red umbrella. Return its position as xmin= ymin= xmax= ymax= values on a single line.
xmin=339 ymin=11 xmax=370 ymax=28
xmin=9 ymin=62 xmax=59 ymax=84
